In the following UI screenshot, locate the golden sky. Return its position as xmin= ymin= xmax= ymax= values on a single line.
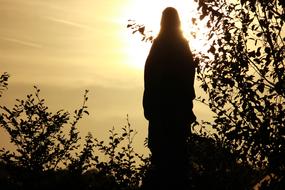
xmin=0 ymin=0 xmax=211 ymax=154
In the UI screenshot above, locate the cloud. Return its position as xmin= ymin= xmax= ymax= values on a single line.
xmin=45 ymin=16 xmax=91 ymax=29
xmin=0 ymin=37 xmax=42 ymax=48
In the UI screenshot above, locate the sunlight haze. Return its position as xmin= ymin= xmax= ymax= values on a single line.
xmin=0 ymin=0 xmax=211 ymax=155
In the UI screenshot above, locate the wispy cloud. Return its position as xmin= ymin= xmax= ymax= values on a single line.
xmin=0 ymin=37 xmax=42 ymax=48
xmin=45 ymin=16 xmax=90 ymax=29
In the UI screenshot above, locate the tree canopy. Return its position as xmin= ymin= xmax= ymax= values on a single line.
xmin=195 ymin=0 xmax=284 ymax=170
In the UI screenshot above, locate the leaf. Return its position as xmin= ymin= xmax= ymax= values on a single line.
xmin=264 ymin=47 xmax=270 ymax=54
xmin=208 ymin=33 xmax=214 ymax=40
xmin=240 ymin=0 xmax=246 ymax=6
xmin=256 ymin=47 xmax=261 ymax=57
xmin=248 ymin=51 xmax=255 ymax=57
xmin=201 ymin=83 xmax=208 ymax=91
xmin=200 ymin=14 xmax=206 ymax=20
xmin=256 ymin=32 xmax=262 ymax=37
xmin=257 ymin=83 xmax=265 ymax=93
xmin=208 ymin=45 xmax=216 ymax=54
xmin=138 ymin=26 xmax=145 ymax=34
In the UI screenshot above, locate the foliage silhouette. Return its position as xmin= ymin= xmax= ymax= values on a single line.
xmin=193 ymin=0 xmax=285 ymax=184
xmin=0 ymin=86 xmax=90 ymax=172
xmin=0 ymin=72 xmax=9 ymax=97
xmin=188 ymin=129 xmax=260 ymax=190
xmin=0 ymin=85 xmax=149 ymax=190
xmin=128 ymin=0 xmax=284 ymax=189
xmin=1 ymin=2 xmax=283 ymax=188
xmin=94 ymin=118 xmax=150 ymax=190
xmin=127 ymin=20 xmax=154 ymax=43
xmin=0 ymin=79 xmax=264 ymax=189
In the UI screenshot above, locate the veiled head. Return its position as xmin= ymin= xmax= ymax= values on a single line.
xmin=159 ymin=7 xmax=182 ymax=36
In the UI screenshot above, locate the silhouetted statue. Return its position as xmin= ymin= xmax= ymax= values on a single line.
xmin=142 ymin=7 xmax=196 ymax=190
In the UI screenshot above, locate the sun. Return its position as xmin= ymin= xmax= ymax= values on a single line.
xmin=122 ymin=0 xmax=209 ymax=69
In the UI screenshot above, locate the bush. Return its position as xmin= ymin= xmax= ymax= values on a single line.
xmin=0 ymin=87 xmax=91 ymax=172
xmin=0 ymin=85 xmax=148 ymax=189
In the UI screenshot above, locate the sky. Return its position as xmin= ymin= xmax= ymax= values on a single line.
xmin=0 ymin=0 xmax=212 ymax=155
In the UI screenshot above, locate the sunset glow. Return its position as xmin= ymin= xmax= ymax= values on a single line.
xmin=123 ymin=0 xmax=210 ymax=68
xmin=0 ymin=0 xmax=211 ymax=155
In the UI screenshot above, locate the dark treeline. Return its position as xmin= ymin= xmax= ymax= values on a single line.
xmin=0 ymin=77 xmax=284 ymax=190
